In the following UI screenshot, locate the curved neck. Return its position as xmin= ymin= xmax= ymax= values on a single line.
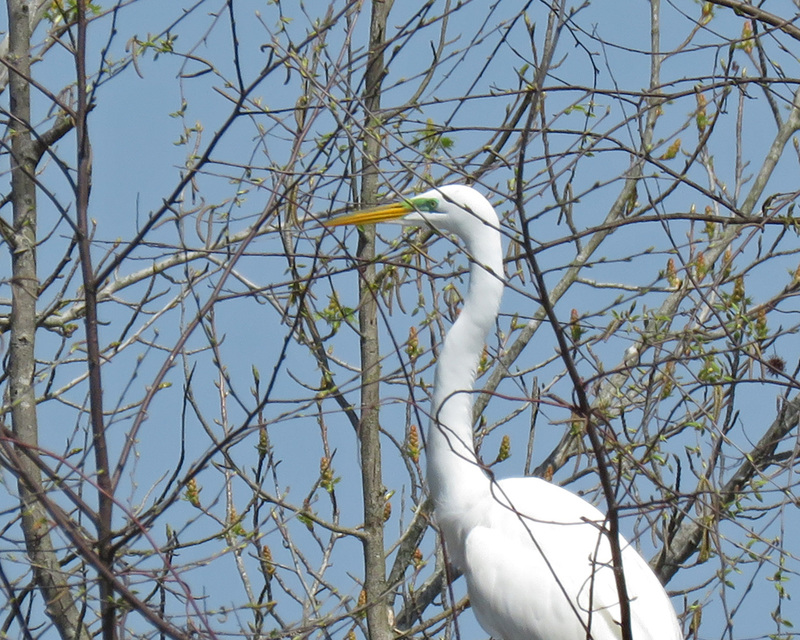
xmin=426 ymin=230 xmax=504 ymax=512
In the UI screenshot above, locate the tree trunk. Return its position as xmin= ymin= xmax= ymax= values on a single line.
xmin=6 ymin=1 xmax=89 ymax=638
xmin=357 ymin=2 xmax=395 ymax=640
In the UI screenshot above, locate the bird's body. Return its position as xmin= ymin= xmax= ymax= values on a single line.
xmin=443 ymin=476 xmax=682 ymax=640
xmin=327 ymin=184 xmax=683 ymax=640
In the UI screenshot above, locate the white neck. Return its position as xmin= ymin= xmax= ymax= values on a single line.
xmin=425 ymin=229 xmax=504 ymax=516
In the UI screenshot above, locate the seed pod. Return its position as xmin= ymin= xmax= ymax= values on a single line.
xmin=406 ymin=424 xmax=420 ymax=463
xmin=496 ymin=434 xmax=511 ymax=462
xmin=185 ymin=477 xmax=201 ymax=508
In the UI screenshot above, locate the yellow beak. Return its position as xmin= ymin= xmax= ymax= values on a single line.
xmin=323 ymin=202 xmax=411 ymax=228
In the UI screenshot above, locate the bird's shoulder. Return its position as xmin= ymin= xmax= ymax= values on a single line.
xmin=491 ymin=475 xmax=607 ymax=526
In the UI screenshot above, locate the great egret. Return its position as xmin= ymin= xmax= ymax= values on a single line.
xmin=326 ymin=185 xmax=683 ymax=640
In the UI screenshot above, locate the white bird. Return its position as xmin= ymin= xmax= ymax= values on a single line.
xmin=326 ymin=184 xmax=683 ymax=640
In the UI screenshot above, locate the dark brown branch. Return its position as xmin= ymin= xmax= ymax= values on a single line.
xmin=706 ymin=0 xmax=800 ymax=43
xmin=0 ymin=427 xmax=200 ymax=640
xmin=654 ymin=394 xmax=800 ymax=582
xmin=74 ymin=2 xmax=115 ymax=638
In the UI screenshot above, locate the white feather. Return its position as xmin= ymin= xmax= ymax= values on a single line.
xmin=330 ymin=184 xmax=683 ymax=640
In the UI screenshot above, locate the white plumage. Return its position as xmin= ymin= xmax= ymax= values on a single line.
xmin=327 ymin=184 xmax=683 ymax=640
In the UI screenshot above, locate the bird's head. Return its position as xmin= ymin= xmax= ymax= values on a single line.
xmin=324 ymin=184 xmax=500 ymax=244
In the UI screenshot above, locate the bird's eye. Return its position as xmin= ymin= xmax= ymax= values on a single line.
xmin=411 ymin=197 xmax=439 ymax=212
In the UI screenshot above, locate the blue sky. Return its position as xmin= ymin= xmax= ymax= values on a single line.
xmin=2 ymin=1 xmax=800 ymax=638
